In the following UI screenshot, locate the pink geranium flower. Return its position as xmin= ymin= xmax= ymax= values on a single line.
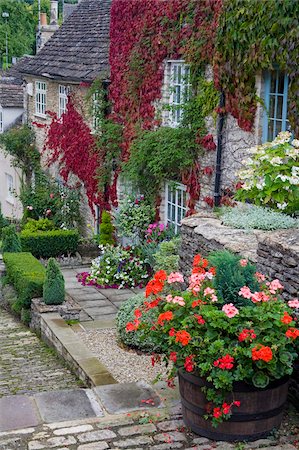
xmin=239 ymin=286 xmax=252 ymax=299
xmin=204 ymin=287 xmax=215 ymax=296
xmin=266 ymin=279 xmax=284 ymax=294
xmin=240 ymin=259 xmax=248 ymax=267
xmin=288 ymin=299 xmax=299 ymax=309
xmin=222 ymin=303 xmax=239 ymax=318
xmin=167 ymin=272 xmax=184 ymax=284
xmin=255 ymin=272 xmax=266 ymax=283
xmin=251 ymin=291 xmax=270 ymax=303
xmin=172 ymin=296 xmax=185 ymax=306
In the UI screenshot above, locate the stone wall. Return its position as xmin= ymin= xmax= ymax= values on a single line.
xmin=257 ymin=230 xmax=299 ymax=299
xmin=179 ymin=213 xmax=298 ymax=300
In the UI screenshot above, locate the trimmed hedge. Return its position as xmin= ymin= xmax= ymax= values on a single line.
xmin=20 ymin=230 xmax=79 ymax=258
xmin=3 ymin=252 xmax=46 ymax=312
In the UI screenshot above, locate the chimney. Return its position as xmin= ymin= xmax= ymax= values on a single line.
xmin=40 ymin=12 xmax=47 ymax=26
xmin=50 ymin=0 xmax=58 ymax=25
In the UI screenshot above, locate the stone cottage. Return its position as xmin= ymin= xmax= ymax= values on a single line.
xmin=19 ymin=0 xmax=111 ymax=229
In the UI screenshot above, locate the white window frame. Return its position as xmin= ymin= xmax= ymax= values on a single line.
xmin=167 ymin=60 xmax=191 ymax=127
xmin=165 ymin=182 xmax=187 ymax=233
xmin=0 ymin=108 xmax=3 ymax=133
xmin=58 ymin=85 xmax=69 ymax=118
xmin=35 ymin=80 xmax=47 ymax=117
xmin=6 ymin=173 xmax=14 ymax=204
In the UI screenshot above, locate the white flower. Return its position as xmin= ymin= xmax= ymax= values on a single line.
xmin=270 ymin=157 xmax=283 ymax=166
xmin=291 ymin=139 xmax=299 ymax=148
xmin=276 ymin=174 xmax=288 ymax=182
xmin=289 ymin=176 xmax=299 ymax=185
xmin=277 ymin=202 xmax=288 ymax=210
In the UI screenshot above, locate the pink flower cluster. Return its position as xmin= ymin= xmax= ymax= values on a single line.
xmin=167 ymin=272 xmax=184 ymax=284
xmin=239 ymin=259 xmax=248 ymax=267
xmin=188 ymin=271 xmax=214 ymax=295
xmin=266 ymin=279 xmax=284 ymax=294
xmin=255 ymin=272 xmax=266 ymax=282
xmin=146 ymin=222 xmax=166 ymax=235
xmin=203 ymin=287 xmax=218 ymax=302
xmin=166 ymin=295 xmax=185 ymax=306
xmin=288 ymin=299 xmax=299 ymax=309
xmin=222 ymin=303 xmax=239 ymax=318
xmin=239 ymin=278 xmax=283 ymax=303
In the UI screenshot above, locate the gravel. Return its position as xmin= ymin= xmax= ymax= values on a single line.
xmin=77 ymin=328 xmax=169 ymax=384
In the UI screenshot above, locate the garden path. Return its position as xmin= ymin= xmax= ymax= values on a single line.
xmin=0 ymin=306 xmax=80 ymax=397
xmin=62 ymin=267 xmax=142 ymax=325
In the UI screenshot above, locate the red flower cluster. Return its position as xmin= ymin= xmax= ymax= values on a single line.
xmin=213 ymin=400 xmax=241 ymax=419
xmin=175 ymin=330 xmax=191 ymax=346
xmin=184 ymin=355 xmax=195 ymax=372
xmin=281 ymin=312 xmax=293 ymax=325
xmin=252 ymin=345 xmax=273 ymax=362
xmin=194 ymin=314 xmax=206 ymax=325
xmin=238 ymin=328 xmax=256 ymax=342
xmin=213 ymin=354 xmax=234 ymax=370
xmin=286 ymin=328 xmax=299 ymax=340
xmin=169 ymin=351 xmax=177 ymax=363
xmin=157 ymin=311 xmax=173 ymax=326
xmin=145 ymin=270 xmax=167 ymax=298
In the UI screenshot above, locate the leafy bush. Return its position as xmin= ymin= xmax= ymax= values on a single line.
xmin=153 ymin=237 xmax=181 ymax=273
xmin=20 ymin=229 xmax=79 ymax=258
xmin=209 ymin=250 xmax=259 ymax=308
xmin=80 ymin=244 xmax=150 ymax=289
xmin=116 ymin=293 xmax=159 ymax=352
xmin=99 ymin=210 xmax=115 ymax=245
xmin=236 ymin=131 xmax=299 ymax=214
xmin=43 ymin=258 xmax=65 ymax=305
xmin=115 ymin=194 xmax=155 ymax=241
xmin=3 ymin=252 xmax=45 ymax=313
xmin=2 ymin=225 xmax=22 ymax=253
xmin=220 ymin=205 xmax=299 ymax=231
xmin=0 ymin=205 xmax=9 ymax=239
xmin=22 ymin=218 xmax=55 ymax=233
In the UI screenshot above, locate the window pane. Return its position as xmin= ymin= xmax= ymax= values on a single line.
xmin=276 ymin=120 xmax=282 ymax=134
xmin=277 ymin=73 xmax=285 ymax=94
xmin=276 ymin=96 xmax=283 ymax=120
xmin=269 ymin=96 xmax=275 ymax=119
xmin=270 ymin=73 xmax=277 ymax=94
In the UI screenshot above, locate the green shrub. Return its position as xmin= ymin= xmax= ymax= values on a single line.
xmin=153 ymin=237 xmax=181 ymax=273
xmin=220 ymin=205 xmax=299 ymax=231
xmin=116 ymin=293 xmax=159 ymax=352
xmin=43 ymin=258 xmax=65 ymax=305
xmin=99 ymin=210 xmax=115 ymax=245
xmin=0 ymin=205 xmax=9 ymax=239
xmin=22 ymin=218 xmax=55 ymax=233
xmin=209 ymin=250 xmax=259 ymax=308
xmin=20 ymin=229 xmax=79 ymax=258
xmin=2 ymin=225 xmax=22 ymax=253
xmin=3 ymin=252 xmax=45 ymax=312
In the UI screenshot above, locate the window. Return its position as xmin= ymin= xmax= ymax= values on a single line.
xmin=92 ymin=90 xmax=101 ymax=130
xmin=35 ymin=81 xmax=47 ymax=116
xmin=0 ymin=109 xmax=3 ymax=133
xmin=165 ymin=182 xmax=187 ymax=233
xmin=262 ymin=71 xmax=289 ymax=142
xmin=58 ymin=85 xmax=69 ymax=118
xmin=6 ymin=173 xmax=14 ymax=204
xmin=168 ymin=61 xmax=191 ymax=126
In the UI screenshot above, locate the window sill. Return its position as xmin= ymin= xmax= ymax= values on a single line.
xmin=34 ymin=113 xmax=47 ymax=120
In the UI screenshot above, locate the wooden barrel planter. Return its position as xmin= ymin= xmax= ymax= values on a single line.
xmin=178 ymin=369 xmax=289 ymax=442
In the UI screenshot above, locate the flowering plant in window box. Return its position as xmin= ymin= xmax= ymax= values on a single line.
xmin=126 ymin=254 xmax=299 ymax=440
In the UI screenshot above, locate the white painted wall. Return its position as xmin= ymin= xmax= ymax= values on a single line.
xmin=0 ymin=105 xmax=24 ymax=219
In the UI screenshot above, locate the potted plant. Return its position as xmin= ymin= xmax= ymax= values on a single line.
xmin=126 ymin=253 xmax=299 ymax=441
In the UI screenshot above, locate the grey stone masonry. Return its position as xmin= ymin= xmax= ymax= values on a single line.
xmin=257 ymin=229 xmax=299 ymax=300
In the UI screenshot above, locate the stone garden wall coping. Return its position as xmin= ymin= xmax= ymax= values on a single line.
xmin=39 ymin=312 xmax=117 ymax=388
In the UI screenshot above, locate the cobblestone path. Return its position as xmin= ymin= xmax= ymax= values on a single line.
xmin=0 ymin=307 xmax=80 ymax=397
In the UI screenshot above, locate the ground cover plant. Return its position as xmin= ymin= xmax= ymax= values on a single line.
xmin=126 ymin=253 xmax=299 ymax=427
xmin=220 ymin=205 xmax=299 ymax=231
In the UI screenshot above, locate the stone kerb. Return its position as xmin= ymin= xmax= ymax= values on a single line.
xmin=257 ymin=229 xmax=299 ymax=300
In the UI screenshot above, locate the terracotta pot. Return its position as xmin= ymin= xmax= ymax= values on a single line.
xmin=178 ymin=369 xmax=289 ymax=442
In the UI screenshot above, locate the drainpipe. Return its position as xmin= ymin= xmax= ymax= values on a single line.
xmin=214 ymin=91 xmax=225 ymax=207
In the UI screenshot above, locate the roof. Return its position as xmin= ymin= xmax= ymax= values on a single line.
xmin=0 ymin=85 xmax=23 ymax=108
xmin=0 ymin=57 xmax=29 ymax=108
xmin=19 ymin=0 xmax=111 ymax=83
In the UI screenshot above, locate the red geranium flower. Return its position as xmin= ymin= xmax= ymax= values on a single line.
xmin=252 ymin=345 xmax=273 ymax=362
xmin=213 ymin=354 xmax=234 ymax=370
xmin=285 ymin=328 xmax=299 ymax=339
xmin=281 ymin=312 xmax=293 ymax=325
xmin=175 ymin=330 xmax=191 ymax=346
xmin=157 ymin=311 xmax=173 ymax=326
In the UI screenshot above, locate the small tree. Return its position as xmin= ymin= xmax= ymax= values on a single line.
xmin=99 ymin=210 xmax=115 ymax=245
xmin=1 ymin=225 xmax=22 ymax=253
xmin=43 ymin=258 xmax=65 ymax=305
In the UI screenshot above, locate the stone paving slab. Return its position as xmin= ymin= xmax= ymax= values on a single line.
xmin=34 ymin=389 xmax=101 ymax=423
xmin=0 ymin=395 xmax=40 ymax=432
xmin=95 ymin=381 xmax=162 ymax=414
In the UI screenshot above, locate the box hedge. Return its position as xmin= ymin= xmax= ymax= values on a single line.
xmin=3 ymin=252 xmax=46 ymax=312
xmin=20 ymin=230 xmax=79 ymax=258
